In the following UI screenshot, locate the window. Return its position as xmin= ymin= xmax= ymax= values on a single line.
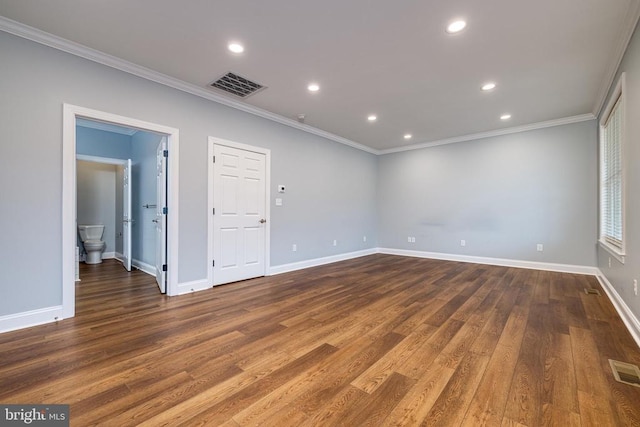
xmin=599 ymin=73 xmax=625 ymax=261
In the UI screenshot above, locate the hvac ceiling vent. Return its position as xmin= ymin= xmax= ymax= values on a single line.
xmin=209 ymin=72 xmax=265 ymax=98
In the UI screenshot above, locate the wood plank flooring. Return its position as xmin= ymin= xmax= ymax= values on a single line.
xmin=1 ymin=254 xmax=639 ymax=426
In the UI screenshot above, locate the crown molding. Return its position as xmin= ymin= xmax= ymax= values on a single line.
xmin=0 ymin=16 xmax=377 ymax=155
xmin=592 ymin=0 xmax=640 ymax=117
xmin=378 ymin=113 xmax=596 ymax=155
xmin=0 ymin=16 xmax=609 ymax=157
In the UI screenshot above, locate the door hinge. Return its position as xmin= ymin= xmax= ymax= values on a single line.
xmin=162 ymin=206 xmax=168 ymax=215
xmin=213 ymin=155 xmax=216 ymax=163
xmin=212 ymin=260 xmax=215 ymax=267
xmin=163 ymin=150 xmax=168 ymax=158
xmin=162 ymin=264 xmax=167 ymax=272
xmin=212 ymin=208 xmax=215 ymax=215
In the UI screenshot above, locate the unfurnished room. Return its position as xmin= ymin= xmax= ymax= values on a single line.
xmin=1 ymin=1 xmax=640 ymax=425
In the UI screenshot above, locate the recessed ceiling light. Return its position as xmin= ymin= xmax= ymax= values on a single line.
xmin=228 ymin=43 xmax=244 ymax=54
xmin=368 ymin=115 xmax=377 ymax=122
xmin=500 ymin=114 xmax=512 ymax=120
xmin=404 ymin=134 xmax=412 ymax=140
xmin=308 ymin=83 xmax=320 ymax=92
xmin=481 ymin=82 xmax=496 ymax=91
xmin=446 ymin=20 xmax=467 ymax=34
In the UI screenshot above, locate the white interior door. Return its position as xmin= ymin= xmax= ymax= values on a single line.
xmin=155 ymin=138 xmax=167 ymax=293
xmin=122 ymin=159 xmax=132 ymax=271
xmin=213 ymin=144 xmax=266 ymax=285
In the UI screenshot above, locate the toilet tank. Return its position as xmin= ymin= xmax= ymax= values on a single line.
xmin=78 ymin=224 xmax=105 ymax=241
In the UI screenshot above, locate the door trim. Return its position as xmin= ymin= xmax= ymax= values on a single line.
xmin=63 ymin=104 xmax=180 ymax=319
xmin=208 ymin=137 xmax=271 ymax=286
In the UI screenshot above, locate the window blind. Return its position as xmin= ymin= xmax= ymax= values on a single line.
xmin=601 ymin=94 xmax=623 ymax=250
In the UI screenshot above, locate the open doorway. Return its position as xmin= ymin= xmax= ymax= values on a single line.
xmin=75 ymin=120 xmax=168 ymax=291
xmin=62 ymin=104 xmax=180 ymax=319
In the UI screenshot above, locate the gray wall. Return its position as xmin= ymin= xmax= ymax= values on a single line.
xmin=76 ymin=161 xmax=116 ymax=255
xmin=0 ymin=31 xmax=378 ymax=316
xmin=598 ymin=22 xmax=640 ymax=322
xmin=378 ymin=120 xmax=598 ymax=266
xmin=131 ymin=132 xmax=162 ymax=266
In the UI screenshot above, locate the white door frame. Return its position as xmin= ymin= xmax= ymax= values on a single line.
xmin=207 ymin=136 xmax=271 ymax=286
xmin=63 ymin=104 xmax=180 ymax=319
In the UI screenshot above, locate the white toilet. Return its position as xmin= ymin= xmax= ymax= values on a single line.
xmin=78 ymin=225 xmax=105 ymax=264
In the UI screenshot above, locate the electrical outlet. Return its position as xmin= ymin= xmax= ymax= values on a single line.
xmin=408 ymin=236 xmax=411 ymax=243
xmin=634 ymin=279 xmax=638 ymax=296
xmin=363 ymin=236 xmax=367 ymax=242
xmin=333 ymin=239 xmax=337 ymax=246
xmin=460 ymin=239 xmax=466 ymax=247
xmin=292 ymin=244 xmax=297 ymax=252
xmin=407 ymin=236 xmax=415 ymax=243
xmin=537 ymin=244 xmax=543 ymax=252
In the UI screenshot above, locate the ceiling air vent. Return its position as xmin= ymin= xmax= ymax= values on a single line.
xmin=209 ymin=72 xmax=265 ymax=98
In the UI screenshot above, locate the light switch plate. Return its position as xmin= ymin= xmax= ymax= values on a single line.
xmin=275 ymin=198 xmax=283 ymax=206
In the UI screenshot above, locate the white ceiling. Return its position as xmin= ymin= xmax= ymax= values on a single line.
xmin=1 ymin=0 xmax=639 ymax=152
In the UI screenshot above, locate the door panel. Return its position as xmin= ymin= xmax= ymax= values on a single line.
xmin=213 ymin=144 xmax=266 ymax=285
xmin=155 ymin=137 xmax=167 ymax=293
xmin=122 ymin=159 xmax=132 ymax=271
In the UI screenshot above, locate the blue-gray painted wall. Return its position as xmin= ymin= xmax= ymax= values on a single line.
xmin=597 ymin=22 xmax=640 ymax=323
xmin=0 ymin=31 xmax=378 ymax=316
xmin=378 ymin=120 xmax=597 ymax=266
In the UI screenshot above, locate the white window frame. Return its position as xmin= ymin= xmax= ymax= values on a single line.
xmin=599 ymin=72 xmax=626 ymax=264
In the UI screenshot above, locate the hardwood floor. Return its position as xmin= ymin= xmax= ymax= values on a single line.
xmin=1 ymin=255 xmax=639 ymax=426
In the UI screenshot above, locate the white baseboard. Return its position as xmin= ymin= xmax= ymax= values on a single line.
xmin=596 ymin=272 xmax=640 ymax=349
xmin=132 ymin=259 xmax=155 ymax=277
xmin=0 ymin=305 xmax=64 ymax=334
xmin=114 ymin=252 xmax=124 ymax=262
xmin=177 ymin=279 xmax=212 ymax=295
xmin=102 ymin=252 xmax=116 ymax=260
xmin=269 ymin=248 xmax=377 ymax=275
xmin=377 ymin=248 xmax=600 ymax=275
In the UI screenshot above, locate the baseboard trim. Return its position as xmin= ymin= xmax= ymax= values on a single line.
xmin=114 ymin=252 xmax=124 ymax=262
xmin=102 ymin=252 xmax=116 ymax=260
xmin=377 ymin=248 xmax=600 ymax=275
xmin=269 ymin=248 xmax=377 ymax=275
xmin=0 ymin=305 xmax=64 ymax=334
xmin=596 ymin=272 xmax=640 ymax=349
xmin=177 ymin=279 xmax=211 ymax=295
xmin=132 ymin=259 xmax=155 ymax=277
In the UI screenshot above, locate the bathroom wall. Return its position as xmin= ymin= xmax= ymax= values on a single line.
xmin=76 ymin=161 xmax=116 ymax=256
xmin=76 ymin=126 xmax=132 ymax=160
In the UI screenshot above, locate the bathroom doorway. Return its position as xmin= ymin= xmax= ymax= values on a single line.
xmin=75 ymin=119 xmax=165 ymax=285
xmin=63 ymin=104 xmax=180 ymax=319
xmin=75 ymin=154 xmax=131 ymax=271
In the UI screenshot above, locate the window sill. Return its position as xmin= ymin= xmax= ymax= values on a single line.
xmin=599 ymin=240 xmax=625 ymax=264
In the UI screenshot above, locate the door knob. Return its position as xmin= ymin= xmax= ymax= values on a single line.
xmin=259 ymin=219 xmax=266 ymax=224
